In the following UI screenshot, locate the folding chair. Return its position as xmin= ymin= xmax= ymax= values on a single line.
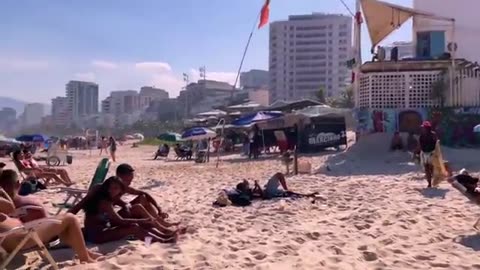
xmin=0 ymin=218 xmax=61 ymax=270
xmin=54 ymin=158 xmax=110 ymax=215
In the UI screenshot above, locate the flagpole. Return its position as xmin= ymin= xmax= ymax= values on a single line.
xmin=230 ymin=11 xmax=262 ymax=102
xmin=353 ymin=0 xmax=362 ymax=108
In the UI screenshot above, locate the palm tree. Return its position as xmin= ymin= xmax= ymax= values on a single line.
xmin=430 ymin=70 xmax=448 ymax=108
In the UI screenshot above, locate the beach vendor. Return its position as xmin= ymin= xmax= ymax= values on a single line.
xmin=418 ymin=121 xmax=438 ymax=188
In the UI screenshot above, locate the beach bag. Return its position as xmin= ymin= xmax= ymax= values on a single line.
xmin=18 ymin=179 xmax=46 ymax=196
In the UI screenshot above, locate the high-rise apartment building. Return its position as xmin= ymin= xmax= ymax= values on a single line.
xmin=240 ymin=69 xmax=269 ymax=90
xmin=51 ymin=96 xmax=69 ymax=127
xmin=269 ymin=13 xmax=352 ymax=102
xmin=23 ymin=103 xmax=45 ymax=127
xmin=139 ymin=86 xmax=169 ymax=108
xmin=65 ymin=80 xmax=99 ymax=120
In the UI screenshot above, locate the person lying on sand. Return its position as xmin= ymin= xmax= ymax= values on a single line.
xmin=73 ymin=176 xmax=178 ymax=244
xmin=0 ymin=181 xmax=102 ymax=263
xmin=219 ymin=173 xmax=318 ymax=207
xmin=448 ymin=169 xmax=480 ymax=199
xmin=0 ymin=169 xmax=48 ymax=222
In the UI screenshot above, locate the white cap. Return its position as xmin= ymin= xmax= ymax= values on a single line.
xmin=459 ymin=168 xmax=469 ymax=175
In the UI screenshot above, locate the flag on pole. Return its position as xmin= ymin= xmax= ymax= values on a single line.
xmin=258 ymin=0 xmax=270 ymax=29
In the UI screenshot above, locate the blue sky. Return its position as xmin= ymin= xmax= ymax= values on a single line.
xmin=0 ymin=0 xmax=411 ymax=103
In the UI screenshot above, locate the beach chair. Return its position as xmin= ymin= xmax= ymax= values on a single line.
xmin=0 ymin=218 xmax=61 ymax=270
xmin=54 ymin=158 xmax=110 ymax=215
xmin=13 ymin=161 xmax=51 ymax=187
xmin=451 ymin=180 xmax=480 ymax=229
xmin=174 ymin=148 xmax=189 ymax=160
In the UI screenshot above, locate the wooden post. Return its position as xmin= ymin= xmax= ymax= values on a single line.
xmin=294 ymin=124 xmax=299 ymax=175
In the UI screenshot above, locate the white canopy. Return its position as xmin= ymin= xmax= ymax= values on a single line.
xmin=360 ymin=0 xmax=454 ymax=48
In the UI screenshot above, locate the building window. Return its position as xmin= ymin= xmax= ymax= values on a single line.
xmin=416 ymin=31 xmax=445 ymax=58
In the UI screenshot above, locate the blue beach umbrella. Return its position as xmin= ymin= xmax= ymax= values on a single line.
xmin=16 ymin=134 xmax=48 ymax=142
xmin=474 ymin=124 xmax=480 ymax=133
xmin=231 ymin=111 xmax=283 ymax=126
xmin=181 ymin=127 xmax=216 ymax=141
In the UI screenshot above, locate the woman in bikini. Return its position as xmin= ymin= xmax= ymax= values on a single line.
xmin=12 ymin=150 xmax=72 ymax=186
xmin=23 ymin=150 xmax=74 ymax=185
xmin=80 ymin=176 xmax=177 ymax=244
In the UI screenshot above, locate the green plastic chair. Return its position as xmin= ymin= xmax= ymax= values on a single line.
xmin=54 ymin=158 xmax=110 ymax=214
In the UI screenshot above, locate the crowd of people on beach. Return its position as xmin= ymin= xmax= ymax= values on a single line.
xmin=0 ymin=162 xmax=186 ymax=264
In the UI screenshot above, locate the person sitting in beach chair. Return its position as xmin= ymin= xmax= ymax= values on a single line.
xmin=154 ymin=144 xmax=169 ymax=160
xmin=390 ymin=131 xmax=404 ymax=151
xmin=24 ymin=150 xmax=73 ymax=185
xmin=0 ymin=183 xmax=102 ymax=267
xmin=174 ymin=144 xmax=192 ymax=160
xmin=0 ymin=169 xmax=48 ymax=223
xmin=448 ymin=169 xmax=480 ymax=199
xmin=73 ymin=176 xmax=177 ymax=244
xmin=13 ymin=150 xmax=72 ymax=187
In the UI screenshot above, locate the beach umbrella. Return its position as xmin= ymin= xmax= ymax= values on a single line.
xmin=0 ymin=135 xmax=20 ymax=144
xmin=157 ymin=132 xmax=181 ymax=143
xmin=231 ymin=111 xmax=283 ymax=126
xmin=181 ymin=127 xmax=217 ymax=141
xmin=15 ymin=134 xmax=48 ymax=142
xmin=474 ymin=124 xmax=480 ymax=133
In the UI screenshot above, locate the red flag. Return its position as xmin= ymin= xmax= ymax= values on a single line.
xmin=258 ymin=0 xmax=270 ymax=29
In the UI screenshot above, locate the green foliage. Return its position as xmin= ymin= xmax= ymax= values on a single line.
xmin=327 ymin=85 xmax=354 ymax=108
xmin=315 ymin=87 xmax=326 ymax=103
xmin=430 ymin=70 xmax=448 ymax=108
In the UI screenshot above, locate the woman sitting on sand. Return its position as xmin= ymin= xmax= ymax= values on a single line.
xmin=0 ymin=185 xmax=102 ymax=264
xmin=12 ymin=150 xmax=72 ymax=186
xmin=23 ymin=150 xmax=74 ymax=185
xmin=80 ymin=176 xmax=177 ymax=244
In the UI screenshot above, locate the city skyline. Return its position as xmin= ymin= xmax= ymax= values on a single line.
xmin=1 ymin=0 xmax=412 ymax=103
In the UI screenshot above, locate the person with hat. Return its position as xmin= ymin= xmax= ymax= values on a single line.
xmin=418 ymin=121 xmax=438 ymax=187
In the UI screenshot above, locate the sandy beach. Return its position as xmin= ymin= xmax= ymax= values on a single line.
xmin=3 ymin=133 xmax=480 ymax=270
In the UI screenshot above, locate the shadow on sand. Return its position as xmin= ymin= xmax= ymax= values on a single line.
xmin=455 ymin=233 xmax=480 ymax=251
xmin=414 ymin=187 xmax=449 ymax=199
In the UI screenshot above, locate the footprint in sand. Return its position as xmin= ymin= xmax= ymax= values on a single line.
xmin=249 ymin=250 xmax=268 ymax=260
xmin=293 ymin=237 xmax=306 ymax=244
xmin=362 ymin=251 xmax=378 ymax=261
xmin=357 ymin=245 xmax=368 ymax=251
xmin=414 ymin=254 xmax=436 ymax=261
xmin=305 ymin=232 xmax=321 ymax=240
xmin=327 ymin=245 xmax=345 ymax=255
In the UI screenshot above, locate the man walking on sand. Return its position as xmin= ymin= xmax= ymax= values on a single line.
xmin=418 ymin=121 xmax=438 ymax=188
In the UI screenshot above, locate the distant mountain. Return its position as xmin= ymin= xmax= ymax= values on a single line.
xmin=0 ymin=96 xmax=50 ymax=115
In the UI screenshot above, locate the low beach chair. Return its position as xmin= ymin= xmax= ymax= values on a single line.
xmin=0 ymin=218 xmax=62 ymax=270
xmin=451 ymin=180 xmax=480 ymax=229
xmin=54 ymin=158 xmax=110 ymax=214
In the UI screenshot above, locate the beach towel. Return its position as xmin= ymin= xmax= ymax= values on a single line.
xmin=431 ymin=141 xmax=448 ymax=187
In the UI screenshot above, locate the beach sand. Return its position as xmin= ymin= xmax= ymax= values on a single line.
xmin=3 ymin=133 xmax=480 ymax=270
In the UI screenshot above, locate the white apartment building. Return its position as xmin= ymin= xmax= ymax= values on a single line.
xmin=51 ymin=96 xmax=69 ymax=127
xmin=240 ymin=69 xmax=269 ymax=89
xmin=269 ymin=13 xmax=352 ymax=103
xmin=23 ymin=103 xmax=44 ymax=127
xmin=66 ymin=80 xmax=99 ymax=121
xmin=139 ymin=86 xmax=169 ymax=108
xmin=413 ymin=0 xmax=480 ymax=63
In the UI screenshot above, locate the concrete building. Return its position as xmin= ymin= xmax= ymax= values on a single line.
xmin=23 ymin=103 xmax=44 ymax=127
xmin=383 ymin=41 xmax=414 ymax=60
xmin=240 ymin=69 xmax=269 ymax=89
xmin=269 ymin=13 xmax=352 ymax=103
xmin=0 ymin=107 xmax=17 ymax=132
xmin=177 ymin=80 xmax=242 ymax=116
xmin=66 ymin=80 xmax=99 ymax=121
xmin=413 ymin=0 xmax=480 ymax=63
xmin=51 ymin=96 xmax=69 ymax=127
xmin=101 ymin=90 xmax=141 ymax=127
xmin=248 ymin=88 xmax=270 ymax=106
xmin=139 ymin=86 xmax=169 ymax=108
